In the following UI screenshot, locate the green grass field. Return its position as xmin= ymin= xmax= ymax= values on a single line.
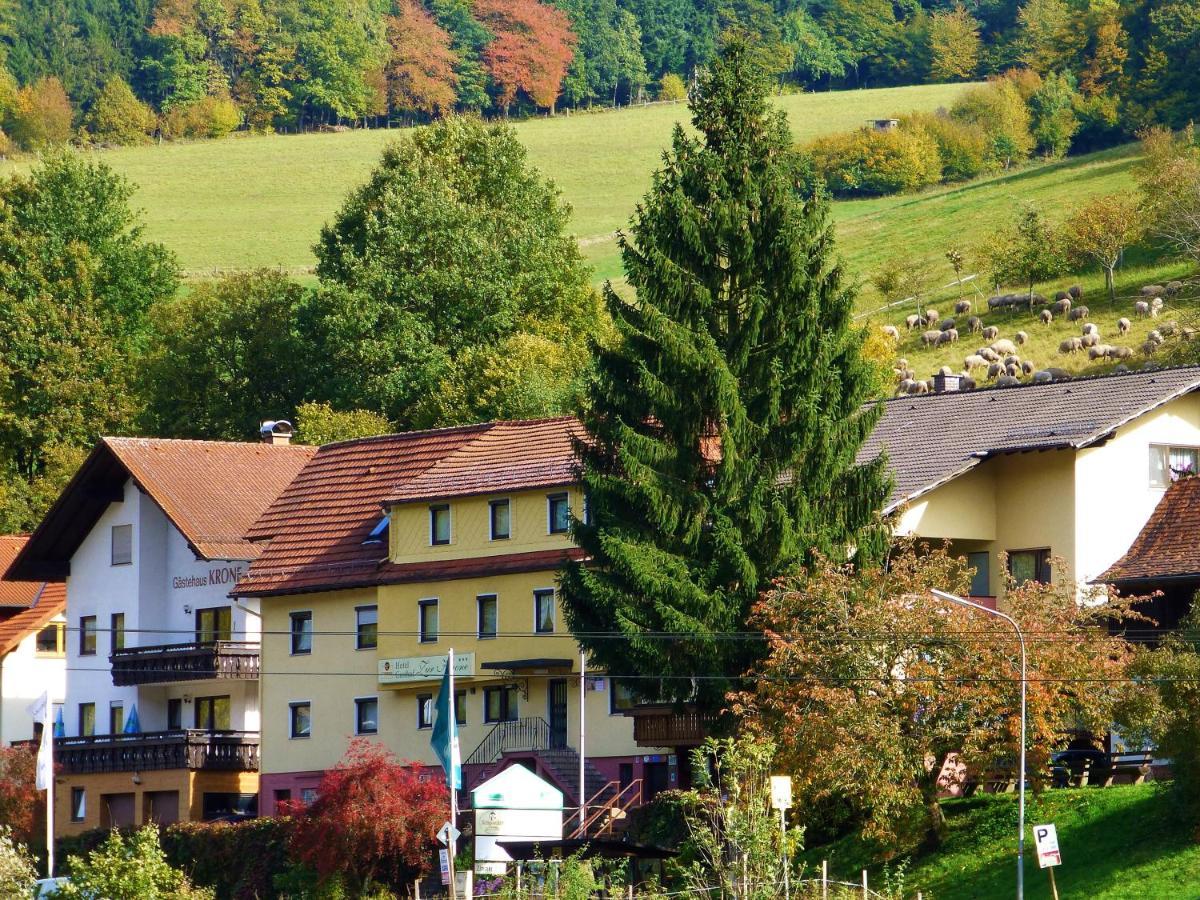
xmin=805 ymin=784 xmax=1200 ymax=899
xmin=5 ymin=83 xmax=970 ymax=278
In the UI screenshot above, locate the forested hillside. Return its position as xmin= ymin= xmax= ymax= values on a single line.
xmin=0 ymin=0 xmax=1197 ymax=143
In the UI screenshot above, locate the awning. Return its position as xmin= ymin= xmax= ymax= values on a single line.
xmin=481 ymin=658 xmax=574 ymax=672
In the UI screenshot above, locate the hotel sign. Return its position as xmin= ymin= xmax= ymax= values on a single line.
xmin=378 ymin=652 xmax=475 ymax=683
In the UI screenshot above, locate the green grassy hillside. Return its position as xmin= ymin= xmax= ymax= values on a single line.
xmin=806 ymin=784 xmax=1200 ymax=899
xmin=1 ymin=83 xmax=970 ymax=278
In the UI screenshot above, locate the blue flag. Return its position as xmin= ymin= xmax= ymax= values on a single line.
xmin=431 ymin=658 xmax=461 ymax=790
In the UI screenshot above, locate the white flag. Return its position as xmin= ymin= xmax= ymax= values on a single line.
xmin=26 ymin=691 xmax=52 ymax=791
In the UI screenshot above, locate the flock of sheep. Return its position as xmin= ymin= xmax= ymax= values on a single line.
xmin=884 ymin=282 xmax=1193 ymax=397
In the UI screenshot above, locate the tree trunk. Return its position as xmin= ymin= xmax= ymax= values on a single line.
xmin=919 ymin=772 xmax=948 ymax=850
xmin=1105 ymin=265 xmax=1116 ymax=304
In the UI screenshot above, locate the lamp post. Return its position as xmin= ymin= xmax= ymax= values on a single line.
xmin=931 ymin=589 xmax=1027 ymax=900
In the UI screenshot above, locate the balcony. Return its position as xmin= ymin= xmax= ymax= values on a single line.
xmin=628 ymin=708 xmax=718 ymax=747
xmin=110 ymin=641 xmax=260 ymax=686
xmin=55 ymin=730 xmax=259 ymax=775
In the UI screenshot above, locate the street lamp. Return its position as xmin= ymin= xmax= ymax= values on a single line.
xmin=931 ymin=589 xmax=1027 ymax=900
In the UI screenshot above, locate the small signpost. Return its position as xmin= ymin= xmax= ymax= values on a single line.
xmin=437 ymin=821 xmax=462 ymax=847
xmin=771 ymin=776 xmax=793 ymax=900
xmin=1034 ymin=823 xmax=1062 ymax=900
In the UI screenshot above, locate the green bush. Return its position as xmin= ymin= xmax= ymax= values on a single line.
xmin=949 ymin=78 xmax=1034 ymax=170
xmin=807 ymin=125 xmax=941 ymax=197
xmin=161 ymin=96 xmax=242 ymax=140
xmin=58 ymin=825 xmax=213 ymax=899
xmin=658 ymin=73 xmax=687 ymax=101
xmin=1028 ymin=71 xmax=1081 ymax=159
xmin=0 ymin=827 xmax=36 ymax=897
xmin=161 ymin=817 xmax=294 ymax=899
xmin=87 ymin=77 xmax=156 ymax=145
xmin=899 ymin=111 xmax=988 ymax=181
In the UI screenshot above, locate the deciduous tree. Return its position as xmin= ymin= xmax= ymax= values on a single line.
xmin=1066 ymin=193 xmax=1144 ymax=303
xmin=980 ymin=204 xmax=1069 ymax=302
xmin=1018 ymin=0 xmax=1085 ymax=75
xmin=1136 ymin=124 xmax=1200 ymax=266
xmin=294 ymin=402 xmax=391 ymax=445
xmin=286 ymin=740 xmax=445 ymax=893
xmin=0 ymin=747 xmax=37 ymax=847
xmin=473 ymin=0 xmax=576 ymax=110
xmin=559 ymin=39 xmax=890 ymax=710
xmin=8 ymin=77 xmax=73 ymax=149
xmin=734 ymin=543 xmax=1139 ymax=850
xmin=385 ymin=0 xmax=458 ymax=116
xmin=87 ymin=76 xmax=157 ymax=144
xmin=928 ymin=3 xmax=980 ymax=82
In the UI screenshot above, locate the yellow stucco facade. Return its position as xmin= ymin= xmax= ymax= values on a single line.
xmin=893 ymin=393 xmax=1200 ymax=599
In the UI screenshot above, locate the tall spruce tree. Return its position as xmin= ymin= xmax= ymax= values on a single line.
xmin=559 ymin=38 xmax=890 ymax=710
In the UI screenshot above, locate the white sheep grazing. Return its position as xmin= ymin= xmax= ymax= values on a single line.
xmin=982 ymin=325 xmax=999 ymax=341
xmin=1015 ymin=330 xmax=1028 ymax=345
xmin=1082 ymin=323 xmax=1098 ymax=336
xmin=1059 ymin=337 xmax=1081 ymax=354
xmin=966 ymin=316 xmax=983 ymax=333
xmin=1161 ymin=321 xmax=1178 ymax=337
xmin=1040 ymin=309 xmax=1053 ymax=324
xmin=1005 ymin=363 xmax=1020 ymax=377
xmin=1111 ymin=346 xmax=1133 ymax=360
xmin=987 ymin=362 xmax=1003 ymax=379
xmin=1117 ymin=317 xmax=1131 ymax=335
xmin=964 ymin=354 xmax=987 ymax=372
xmin=908 ymin=380 xmax=930 ymax=395
xmin=955 ymin=299 xmax=972 ymax=315
xmin=921 ymin=329 xmax=942 ymax=347
xmin=1068 ymin=305 xmax=1090 ymax=321
xmin=1088 ymin=344 xmax=1112 ymax=360
xmin=937 ymin=328 xmax=959 ymax=344
xmin=1021 ymin=360 xmax=1035 ymax=375
xmin=1151 ymin=297 xmax=1163 ymax=317
xmin=996 ymin=375 xmax=1021 ymax=387
xmin=1141 ymin=340 xmax=1158 ymax=357
xmin=1148 ymin=330 xmax=1164 ymax=345
xmin=979 ymin=347 xmax=1000 ymax=362
xmin=906 ymin=314 xmax=921 ymax=330
xmin=1003 ymin=354 xmax=1021 ymax=367
xmin=1050 ymin=298 xmax=1071 ymax=316
xmin=1134 ymin=300 xmax=1150 ymax=317
xmin=881 ymin=324 xmax=900 ymax=341
xmin=991 ymin=338 xmax=1018 ymax=356
xmin=896 ymin=378 xmax=915 ymax=395
xmin=925 ymin=309 xmax=940 ymax=325
xmin=1081 ymin=333 xmax=1099 ymax=348
xmin=1032 ymin=370 xmax=1054 ymax=383
xmin=937 ymin=365 xmax=954 ymax=377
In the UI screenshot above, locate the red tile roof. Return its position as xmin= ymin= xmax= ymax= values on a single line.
xmin=236 ymin=418 xmax=585 ymax=598
xmin=5 ymin=439 xmax=316 ymax=581
xmin=0 ymin=536 xmax=42 ymax=608
xmin=385 ymin=417 xmax=583 ymax=503
xmin=0 ymin=584 xmax=65 ymax=656
xmin=1099 ymin=477 xmax=1200 ymax=583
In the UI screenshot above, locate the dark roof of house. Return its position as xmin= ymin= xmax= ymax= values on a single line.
xmin=1100 ymin=477 xmax=1200 ymax=583
xmin=5 ymin=438 xmax=316 ymax=581
xmin=859 ymin=366 xmax=1200 ymax=513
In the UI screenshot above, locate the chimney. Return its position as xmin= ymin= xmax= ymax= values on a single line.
xmin=932 ymin=373 xmax=961 ymax=393
xmin=260 ymin=420 xmax=294 ymax=445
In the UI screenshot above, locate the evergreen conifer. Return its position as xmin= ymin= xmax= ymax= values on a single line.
xmin=559 ymin=38 xmax=890 ymax=709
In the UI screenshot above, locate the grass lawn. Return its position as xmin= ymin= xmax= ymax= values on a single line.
xmin=1 ymin=83 xmax=970 ymax=277
xmin=804 ymin=784 xmax=1200 ymax=899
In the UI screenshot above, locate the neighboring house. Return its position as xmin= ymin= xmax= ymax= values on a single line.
xmin=0 ymin=535 xmax=66 ymax=746
xmin=235 ymin=418 xmax=675 ymax=827
xmin=860 ymin=365 xmax=1200 ymax=601
xmin=4 ymin=431 xmax=315 ymax=836
xmin=1099 ymin=474 xmax=1200 ymax=632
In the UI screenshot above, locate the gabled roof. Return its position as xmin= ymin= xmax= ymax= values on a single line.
xmin=236 ymin=418 xmax=586 ymax=598
xmin=1100 ymin=477 xmax=1200 ymax=583
xmin=5 ymin=438 xmax=316 ymax=581
xmin=859 ymin=366 xmax=1200 ymax=513
xmin=0 ymin=536 xmax=44 ymax=608
xmin=385 ymin=417 xmax=583 ymax=503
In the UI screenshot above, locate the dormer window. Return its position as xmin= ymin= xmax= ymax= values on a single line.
xmin=363 ymin=515 xmax=390 ymax=545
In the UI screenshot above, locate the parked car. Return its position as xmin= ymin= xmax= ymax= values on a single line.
xmin=1050 ymin=747 xmax=1107 ymax=788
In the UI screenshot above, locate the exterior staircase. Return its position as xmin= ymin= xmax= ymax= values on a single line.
xmin=464 ymin=717 xmax=634 ymax=837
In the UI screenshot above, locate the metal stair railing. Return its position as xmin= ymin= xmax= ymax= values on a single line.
xmin=465 ymin=716 xmax=565 ymax=767
xmin=569 ymin=778 xmax=643 ymax=839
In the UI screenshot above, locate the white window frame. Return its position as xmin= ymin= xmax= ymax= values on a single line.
xmin=1149 ymin=443 xmax=1200 ymax=488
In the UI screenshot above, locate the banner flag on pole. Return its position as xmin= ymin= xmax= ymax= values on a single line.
xmin=26 ymin=691 xmax=52 ymax=791
xmin=431 ymin=657 xmax=461 ymax=790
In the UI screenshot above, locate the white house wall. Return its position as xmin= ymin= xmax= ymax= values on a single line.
xmin=0 ymin=624 xmax=67 ymax=744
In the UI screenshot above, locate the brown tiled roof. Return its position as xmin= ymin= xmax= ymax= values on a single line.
xmin=1100 ymin=477 xmax=1200 ymax=583
xmin=237 ymin=418 xmax=587 ymax=598
xmin=0 ymin=583 xmax=65 ymax=656
xmin=236 ymin=425 xmax=490 ymax=596
xmin=385 ymin=417 xmax=583 ymax=503
xmin=5 ymin=439 xmax=316 ymax=581
xmin=0 ymin=536 xmax=42 ymax=607
xmin=859 ymin=366 xmax=1200 ymax=513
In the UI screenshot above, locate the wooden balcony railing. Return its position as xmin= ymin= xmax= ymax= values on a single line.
xmin=110 ymin=641 xmax=260 ymax=686
xmin=55 ymin=730 xmax=259 ymax=775
xmin=630 ymin=709 xmax=717 ymax=747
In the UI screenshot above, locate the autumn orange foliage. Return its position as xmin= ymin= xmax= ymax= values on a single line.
xmin=473 ymin=0 xmax=576 ymax=109
xmin=386 ymin=0 xmax=459 ymax=116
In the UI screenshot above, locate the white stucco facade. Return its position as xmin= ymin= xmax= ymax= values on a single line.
xmin=0 ymin=617 xmax=67 ymax=744
xmin=63 ymin=478 xmax=260 ymax=737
